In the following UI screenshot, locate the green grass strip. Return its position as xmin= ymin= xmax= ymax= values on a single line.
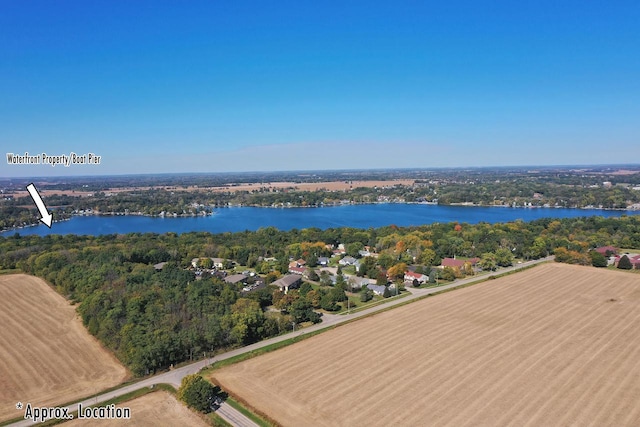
xmin=202 ymin=329 xmax=330 ymax=374
xmin=224 ymin=397 xmax=273 ymax=427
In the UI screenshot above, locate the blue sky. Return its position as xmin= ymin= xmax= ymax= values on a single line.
xmin=1 ymin=0 xmax=639 ymax=177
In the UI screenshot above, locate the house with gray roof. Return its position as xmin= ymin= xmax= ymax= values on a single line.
xmin=367 ymin=284 xmax=387 ymax=296
xmin=273 ymin=275 xmax=302 ymax=294
xmin=339 ymin=256 xmax=357 ymax=266
xmin=224 ymin=273 xmax=248 ymax=285
xmin=348 ymin=276 xmax=370 ymax=289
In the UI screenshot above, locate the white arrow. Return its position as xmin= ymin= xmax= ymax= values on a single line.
xmin=26 ymin=183 xmax=53 ymax=228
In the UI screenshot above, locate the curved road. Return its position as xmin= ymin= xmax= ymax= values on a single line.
xmin=9 ymin=257 xmax=552 ymax=427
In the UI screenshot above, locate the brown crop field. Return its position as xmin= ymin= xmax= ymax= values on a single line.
xmin=212 ymin=264 xmax=640 ymax=427
xmin=0 ymin=274 xmax=128 ymax=422
xmin=64 ymin=391 xmax=208 ymax=427
xmin=6 ymin=179 xmax=415 ymax=199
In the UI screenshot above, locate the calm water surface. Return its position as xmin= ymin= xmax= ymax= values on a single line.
xmin=2 ymin=204 xmax=638 ymax=237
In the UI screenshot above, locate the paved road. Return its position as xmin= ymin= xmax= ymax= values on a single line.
xmin=8 ymin=257 xmax=552 ymax=427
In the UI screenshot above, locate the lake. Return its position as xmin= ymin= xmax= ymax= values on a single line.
xmin=2 ymin=204 xmax=638 ymax=237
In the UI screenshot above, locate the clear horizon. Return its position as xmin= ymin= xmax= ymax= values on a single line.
xmin=2 ymin=1 xmax=639 ymax=178
xmin=3 ymin=163 xmax=640 ymax=181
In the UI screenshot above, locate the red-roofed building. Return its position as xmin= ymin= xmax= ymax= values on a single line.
xmin=404 ymin=271 xmax=428 ymax=284
xmin=614 ymin=254 xmax=640 ymax=269
xmin=595 ymin=246 xmax=618 ymax=256
xmin=289 ymin=259 xmax=307 ymax=269
xmin=441 ymin=257 xmax=465 ymax=268
xmin=288 ymin=266 xmax=306 ymax=276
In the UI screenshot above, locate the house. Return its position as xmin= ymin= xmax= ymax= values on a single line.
xmin=339 ymin=256 xmax=357 ymax=266
xmin=273 ymin=275 xmax=302 ymax=294
xmin=288 ymin=259 xmax=307 ymax=269
xmin=153 ymin=262 xmax=167 ymax=271
xmin=317 ymin=257 xmax=329 ymax=266
xmin=613 ymin=254 xmax=640 ymax=269
xmin=358 ymin=249 xmax=371 ymax=257
xmin=288 ymin=266 xmax=306 ymax=276
xmin=595 ymin=246 xmax=619 ymax=256
xmin=224 ymin=274 xmax=247 ymax=285
xmin=404 ymin=271 xmax=427 ymax=284
xmin=366 ymin=284 xmax=387 ymax=296
xmin=441 ymin=257 xmax=465 ymax=268
xmin=440 ymin=257 xmax=479 ymax=269
xmin=211 ymin=258 xmax=226 ymax=269
xmin=348 ymin=276 xmax=370 ymax=289
xmin=191 ymin=257 xmax=227 ymax=269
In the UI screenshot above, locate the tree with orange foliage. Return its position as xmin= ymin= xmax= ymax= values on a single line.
xmin=387 ymin=262 xmax=407 ymax=281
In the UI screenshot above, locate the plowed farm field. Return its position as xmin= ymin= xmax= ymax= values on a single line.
xmin=0 ymin=274 xmax=128 ymax=422
xmin=64 ymin=391 xmax=208 ymax=427
xmin=212 ymin=264 xmax=640 ymax=427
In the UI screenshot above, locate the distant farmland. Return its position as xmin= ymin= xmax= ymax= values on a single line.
xmin=0 ymin=275 xmax=128 ymax=422
xmin=212 ymin=264 xmax=640 ymax=427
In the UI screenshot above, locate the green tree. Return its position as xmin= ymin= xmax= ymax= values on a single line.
xmin=479 ymin=253 xmax=497 ymax=271
xmin=307 ymin=289 xmax=322 ymax=308
xmin=307 ymin=268 xmax=319 ymax=281
xmin=320 ymin=293 xmax=340 ymax=311
xmin=346 ymin=242 xmax=363 ymax=257
xmin=199 ymin=258 xmax=213 ymax=269
xmin=419 ymin=248 xmax=437 ymax=266
xmin=230 ymin=298 xmax=265 ymax=344
xmin=177 ymin=374 xmax=219 ymax=413
xmin=618 ymin=255 xmax=633 ymax=270
xmin=299 ymin=282 xmax=313 ymax=296
xmin=307 ymin=253 xmax=318 ymax=267
xmin=589 ymin=251 xmax=608 ymax=268
xmin=291 ymin=297 xmax=320 ymax=323
xmin=383 ymin=286 xmax=391 ymax=298
xmin=495 ymin=248 xmax=514 ymax=267
xmin=428 ymin=269 xmax=439 ymax=284
xmin=329 ymin=286 xmax=347 ymax=302
xmin=360 ymin=287 xmax=373 ymax=302
xmin=377 ymin=251 xmax=396 ymax=269
xmin=257 ymin=261 xmax=272 ymax=274
xmin=319 ymin=271 xmax=333 ymax=287
xmin=358 ymin=257 xmax=377 ymax=277
xmin=440 ymin=267 xmax=456 ymax=281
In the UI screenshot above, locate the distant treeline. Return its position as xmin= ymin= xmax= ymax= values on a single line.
xmin=2 ymin=167 xmax=639 ymax=231
xmin=1 ymin=215 xmax=639 ymax=375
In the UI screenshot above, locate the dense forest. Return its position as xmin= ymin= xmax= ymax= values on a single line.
xmin=1 ymin=215 xmax=639 ymax=375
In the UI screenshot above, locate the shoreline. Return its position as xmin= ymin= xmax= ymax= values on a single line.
xmin=1 ymin=203 xmax=637 ymax=235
